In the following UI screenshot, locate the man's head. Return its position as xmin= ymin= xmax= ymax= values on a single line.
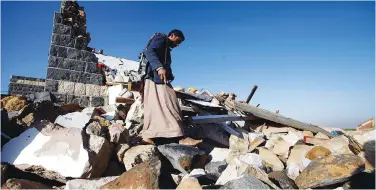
xmin=167 ymin=29 xmax=185 ymax=48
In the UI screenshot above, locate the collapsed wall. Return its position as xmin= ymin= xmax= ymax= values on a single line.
xmin=45 ymin=1 xmax=107 ymax=107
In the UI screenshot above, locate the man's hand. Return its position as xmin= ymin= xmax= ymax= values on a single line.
xmin=157 ymin=68 xmax=167 ymax=84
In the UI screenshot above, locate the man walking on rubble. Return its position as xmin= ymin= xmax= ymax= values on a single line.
xmin=138 ymin=29 xmax=200 ymax=146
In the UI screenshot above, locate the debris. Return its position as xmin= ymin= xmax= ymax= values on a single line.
xmin=108 ymin=123 xmax=129 ymax=144
xmin=295 ymin=154 xmax=365 ymax=189
xmin=2 ymin=178 xmax=51 ymax=189
xmin=1 ymin=96 xmax=27 ymax=112
xmin=115 ymin=143 xmax=130 ymax=163
xmin=357 ymin=118 xmax=374 ymax=132
xmin=65 ymin=176 xmax=118 ymax=190
xmin=122 ymin=145 xmax=157 ymax=171
xmin=158 ymin=143 xmax=205 ymax=174
xmin=219 ymin=174 xmax=270 ymax=189
xmin=268 ymin=171 xmax=298 ymax=189
xmin=205 ymin=161 xmax=227 ymax=181
xmin=215 ymin=164 xmax=238 ymax=186
xmin=177 ymin=177 xmax=202 ymax=190
xmin=257 ymin=147 xmax=284 ymax=172
xmin=286 ymin=145 xmax=312 ymax=172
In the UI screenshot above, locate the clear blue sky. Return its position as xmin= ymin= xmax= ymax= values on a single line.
xmin=2 ymin=1 xmax=375 ymax=129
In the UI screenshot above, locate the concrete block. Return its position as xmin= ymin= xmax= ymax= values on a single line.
xmin=61 ymin=59 xmax=85 ymax=72
xmin=67 ymin=95 xmax=90 ymax=107
xmin=53 ymin=23 xmax=72 ymax=35
xmin=46 ymin=68 xmax=81 ymax=83
xmin=86 ymin=84 xmax=101 ymax=97
xmin=85 ymin=62 xmax=98 ymax=73
xmin=91 ymin=96 xmax=104 ymax=107
xmin=45 ymin=79 xmax=59 ymax=92
xmin=57 ymin=81 xmax=75 ymax=94
xmin=74 ymin=83 xmax=86 ymax=96
xmin=67 ymin=48 xmax=81 ymax=60
xmin=79 ymin=73 xmax=103 ymax=85
xmin=48 ymin=56 xmax=64 ymax=68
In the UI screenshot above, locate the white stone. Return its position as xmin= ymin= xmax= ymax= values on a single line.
xmin=239 ymin=153 xmax=263 ymax=169
xmin=74 ymin=83 xmax=86 ymax=96
xmin=54 ymin=112 xmax=91 ymax=129
xmin=282 ymin=131 xmax=303 ymax=147
xmin=286 ymin=164 xmax=300 ymax=180
xmin=65 ymin=176 xmax=118 ymax=190
xmin=57 ymin=81 xmax=75 ymax=94
xmin=267 ymin=139 xmax=290 ymax=159
xmin=257 ymin=147 xmax=284 ymax=171
xmin=248 ymin=132 xmax=265 ymax=142
xmin=314 ymin=132 xmax=330 ymax=139
xmin=322 ymin=135 xmax=353 ymax=155
xmin=86 ymin=84 xmax=101 ymax=97
xmin=116 ymin=143 xmax=130 ymax=163
xmin=188 ymin=168 xmax=206 ymax=178
xmin=215 ymin=164 xmax=238 ymax=185
xmin=209 ymin=148 xmax=230 ymax=163
xmin=125 ymin=97 xmax=143 ymax=124
xmin=286 ymin=145 xmax=312 ymax=172
xmin=1 ymin=127 xmax=110 ymax=178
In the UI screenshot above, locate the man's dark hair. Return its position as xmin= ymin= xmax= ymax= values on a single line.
xmin=168 ymin=29 xmax=185 ymax=41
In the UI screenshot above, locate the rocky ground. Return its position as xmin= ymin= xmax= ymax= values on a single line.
xmin=1 ymin=90 xmax=375 ymax=189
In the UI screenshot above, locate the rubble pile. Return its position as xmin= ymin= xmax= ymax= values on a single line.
xmin=1 ymin=86 xmax=375 ymax=189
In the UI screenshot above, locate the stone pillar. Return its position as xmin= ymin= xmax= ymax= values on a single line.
xmin=45 ymin=1 xmax=107 ymax=107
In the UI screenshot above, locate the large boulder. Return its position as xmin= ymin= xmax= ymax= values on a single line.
xmin=158 ymin=143 xmax=205 ymax=174
xmin=295 ymin=154 xmax=365 ymax=189
xmin=101 ymin=156 xmax=176 ymax=189
xmin=1 ymin=124 xmax=112 ymax=178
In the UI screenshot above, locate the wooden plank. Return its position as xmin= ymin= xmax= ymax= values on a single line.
xmin=233 ymin=101 xmax=334 ymax=137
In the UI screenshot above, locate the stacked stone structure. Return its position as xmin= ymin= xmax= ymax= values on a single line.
xmin=45 ymin=0 xmax=107 ymax=106
xmin=8 ymin=76 xmax=45 ymax=96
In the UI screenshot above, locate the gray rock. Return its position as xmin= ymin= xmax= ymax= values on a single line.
xmin=123 ymin=145 xmax=158 ymax=171
xmin=220 ymin=174 xmax=270 ymax=189
xmin=158 ymin=143 xmax=205 ymax=174
xmin=64 ymin=176 xmax=118 ymax=190
xmin=85 ymin=121 xmax=107 ymax=138
xmin=33 ymin=91 xmax=53 ymax=103
xmin=205 ymin=161 xmax=227 ymax=181
xmin=268 ymin=170 xmax=297 ymax=189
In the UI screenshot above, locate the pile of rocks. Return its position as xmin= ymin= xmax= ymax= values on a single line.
xmin=1 ymin=87 xmax=375 ymax=189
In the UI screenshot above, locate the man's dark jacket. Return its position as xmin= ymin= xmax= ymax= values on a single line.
xmin=142 ymin=33 xmax=174 ymax=84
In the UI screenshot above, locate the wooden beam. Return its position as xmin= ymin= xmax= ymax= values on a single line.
xmin=233 ymin=102 xmax=334 ymax=137
xmin=246 ymin=85 xmax=258 ymax=104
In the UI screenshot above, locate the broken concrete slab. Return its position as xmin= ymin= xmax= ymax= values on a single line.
xmin=266 ymin=139 xmax=290 ymax=159
xmin=54 ymin=111 xmax=90 ymax=129
xmin=295 ymin=154 xmax=365 ymax=189
xmin=248 ymin=137 xmax=265 ymax=152
xmin=122 ymin=145 xmax=157 ymax=171
xmin=65 ymin=176 xmax=118 ymax=190
xmin=238 ymin=153 xmax=264 ymax=169
xmin=314 ymin=132 xmax=330 ymax=139
xmin=2 ymin=127 xmax=111 ymax=178
xmin=282 ymin=130 xmax=303 ymax=147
